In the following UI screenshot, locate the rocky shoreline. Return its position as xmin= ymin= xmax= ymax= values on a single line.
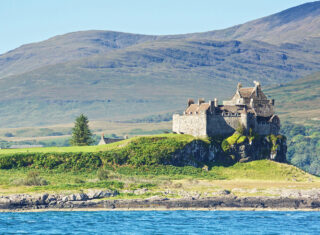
xmin=1 ymin=190 xmax=320 ymax=211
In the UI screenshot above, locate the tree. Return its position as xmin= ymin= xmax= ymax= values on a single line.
xmin=70 ymin=114 xmax=94 ymax=146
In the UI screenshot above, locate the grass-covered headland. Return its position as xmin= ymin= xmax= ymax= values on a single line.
xmin=0 ymin=134 xmax=318 ymax=198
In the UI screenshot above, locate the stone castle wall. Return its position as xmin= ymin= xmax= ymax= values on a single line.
xmin=206 ymin=115 xmax=243 ymax=136
xmin=173 ymin=112 xmax=279 ymax=137
xmin=172 ymin=113 xmax=207 ymax=137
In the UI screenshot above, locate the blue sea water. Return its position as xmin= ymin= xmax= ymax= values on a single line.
xmin=0 ymin=211 xmax=319 ymax=234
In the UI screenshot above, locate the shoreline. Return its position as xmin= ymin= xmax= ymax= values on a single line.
xmin=2 ymin=194 xmax=320 ymax=212
xmin=2 ymin=207 xmax=320 ymax=213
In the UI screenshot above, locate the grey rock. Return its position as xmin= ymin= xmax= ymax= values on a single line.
xmin=75 ymin=193 xmax=88 ymax=201
xmin=61 ymin=196 xmax=69 ymax=202
xmin=133 ymin=188 xmax=148 ymax=195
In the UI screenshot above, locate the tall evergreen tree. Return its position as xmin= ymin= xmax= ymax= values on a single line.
xmin=70 ymin=114 xmax=94 ymax=146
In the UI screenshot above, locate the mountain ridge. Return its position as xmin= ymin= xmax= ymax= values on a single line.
xmin=1 ymin=1 xmax=320 ymax=127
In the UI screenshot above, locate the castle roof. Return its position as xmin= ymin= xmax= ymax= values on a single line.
xmin=220 ymin=105 xmax=239 ymax=113
xmin=238 ymin=87 xmax=255 ymax=98
xmin=185 ymin=103 xmax=210 ymax=114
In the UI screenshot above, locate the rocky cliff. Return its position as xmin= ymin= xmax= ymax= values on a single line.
xmin=168 ymin=132 xmax=287 ymax=167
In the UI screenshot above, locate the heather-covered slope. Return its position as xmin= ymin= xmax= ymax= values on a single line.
xmin=265 ymin=71 xmax=320 ymax=124
xmin=193 ymin=1 xmax=320 ymax=44
xmin=1 ymin=2 xmax=320 ymax=127
xmin=0 ymin=31 xmax=156 ymax=78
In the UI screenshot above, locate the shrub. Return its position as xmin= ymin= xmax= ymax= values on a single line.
xmin=74 ymin=178 xmax=86 ymax=184
xmin=20 ymin=171 xmax=49 ymax=186
xmin=97 ymin=168 xmax=109 ymax=180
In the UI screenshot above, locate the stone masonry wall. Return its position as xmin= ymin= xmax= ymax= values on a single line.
xmin=206 ymin=115 xmax=243 ymax=136
xmin=172 ymin=113 xmax=207 ymax=137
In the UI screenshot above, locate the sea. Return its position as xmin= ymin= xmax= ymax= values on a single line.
xmin=0 ymin=210 xmax=319 ymax=234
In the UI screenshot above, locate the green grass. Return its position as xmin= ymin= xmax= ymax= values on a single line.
xmin=0 ymin=134 xmax=202 ymax=170
xmin=212 ymin=160 xmax=313 ymax=181
xmin=0 ymin=160 xmax=317 ymax=196
xmin=0 ymin=134 xmax=195 ymax=155
xmin=0 ymin=133 xmax=318 ymax=196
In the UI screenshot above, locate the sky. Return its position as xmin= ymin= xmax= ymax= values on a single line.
xmin=0 ymin=0 xmax=314 ymax=54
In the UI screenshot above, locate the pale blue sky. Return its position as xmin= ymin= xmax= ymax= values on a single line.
xmin=0 ymin=0 xmax=313 ymax=54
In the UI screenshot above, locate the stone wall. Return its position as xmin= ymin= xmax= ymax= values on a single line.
xmin=173 ymin=112 xmax=278 ymax=137
xmin=207 ymin=114 xmax=244 ymax=136
xmin=172 ymin=113 xmax=207 ymax=137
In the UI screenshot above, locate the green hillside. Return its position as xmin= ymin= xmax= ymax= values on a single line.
xmin=0 ymin=134 xmax=317 ymax=195
xmin=265 ymin=72 xmax=320 ymax=125
xmin=1 ymin=38 xmax=320 ymax=127
xmin=1 ymin=2 xmax=320 ymax=127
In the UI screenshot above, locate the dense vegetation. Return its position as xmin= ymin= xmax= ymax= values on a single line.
xmin=0 ymin=135 xmax=196 ymax=170
xmin=281 ymin=122 xmax=320 ymax=176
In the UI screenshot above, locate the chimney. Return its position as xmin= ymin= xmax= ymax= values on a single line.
xmin=198 ymin=98 xmax=205 ymax=105
xmin=209 ymin=100 xmax=214 ymax=112
xmin=214 ymin=98 xmax=218 ymax=107
xmin=270 ymin=99 xmax=275 ymax=105
xmin=253 ymin=81 xmax=261 ymax=96
xmin=250 ymin=98 xmax=253 ymax=107
xmin=237 ymin=82 xmax=242 ymax=91
xmin=187 ymin=98 xmax=194 ymax=107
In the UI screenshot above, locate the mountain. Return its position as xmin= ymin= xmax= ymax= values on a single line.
xmin=194 ymin=1 xmax=320 ymax=44
xmin=265 ymin=71 xmax=320 ymax=125
xmin=1 ymin=1 xmax=320 ymax=127
xmin=0 ymin=31 xmax=156 ymax=79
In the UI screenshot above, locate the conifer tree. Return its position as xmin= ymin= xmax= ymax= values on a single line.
xmin=70 ymin=114 xmax=94 ymax=146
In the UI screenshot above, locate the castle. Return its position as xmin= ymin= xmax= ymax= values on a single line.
xmin=172 ymin=81 xmax=280 ymax=137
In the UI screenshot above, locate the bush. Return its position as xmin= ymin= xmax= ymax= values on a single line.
xmin=17 ymin=171 xmax=49 ymax=186
xmin=74 ymin=178 xmax=86 ymax=184
xmin=97 ymin=168 xmax=109 ymax=180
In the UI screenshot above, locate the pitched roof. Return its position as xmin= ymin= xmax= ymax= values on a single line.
xmin=239 ymin=87 xmax=255 ymax=98
xmin=185 ymin=103 xmax=210 ymax=114
xmin=220 ymin=105 xmax=240 ymax=113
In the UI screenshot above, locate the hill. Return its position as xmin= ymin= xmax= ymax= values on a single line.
xmin=0 ymin=134 xmax=317 ymax=198
xmin=265 ymin=71 xmax=320 ymax=125
xmin=195 ymin=1 xmax=320 ymax=44
xmin=2 ymin=2 xmax=320 ymax=127
xmin=0 ymin=31 xmax=156 ymax=79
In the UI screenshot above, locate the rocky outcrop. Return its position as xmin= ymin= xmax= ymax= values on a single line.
xmin=1 ymin=193 xmax=320 ymax=211
xmin=167 ymin=134 xmax=287 ymax=167
xmin=222 ymin=134 xmax=287 ymax=163
xmin=0 ymin=190 xmax=119 ymax=210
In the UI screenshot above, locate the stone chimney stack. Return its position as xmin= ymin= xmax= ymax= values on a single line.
xmin=214 ymin=98 xmax=218 ymax=107
xmin=237 ymin=82 xmax=242 ymax=91
xmin=270 ymin=99 xmax=275 ymax=105
xmin=187 ymin=98 xmax=194 ymax=107
xmin=198 ymin=98 xmax=205 ymax=105
xmin=209 ymin=100 xmax=214 ymax=113
xmin=253 ymin=81 xmax=261 ymax=96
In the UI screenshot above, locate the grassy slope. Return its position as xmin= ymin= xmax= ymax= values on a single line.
xmin=2 ymin=2 xmax=320 ymax=127
xmin=265 ymin=72 xmax=320 ymax=125
xmin=0 ymin=134 xmax=194 ymax=154
xmin=1 ymin=38 xmax=320 ymax=127
xmin=0 ymin=134 xmax=318 ymax=196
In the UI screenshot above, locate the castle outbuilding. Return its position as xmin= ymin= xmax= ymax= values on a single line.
xmin=172 ymin=81 xmax=280 ymax=137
